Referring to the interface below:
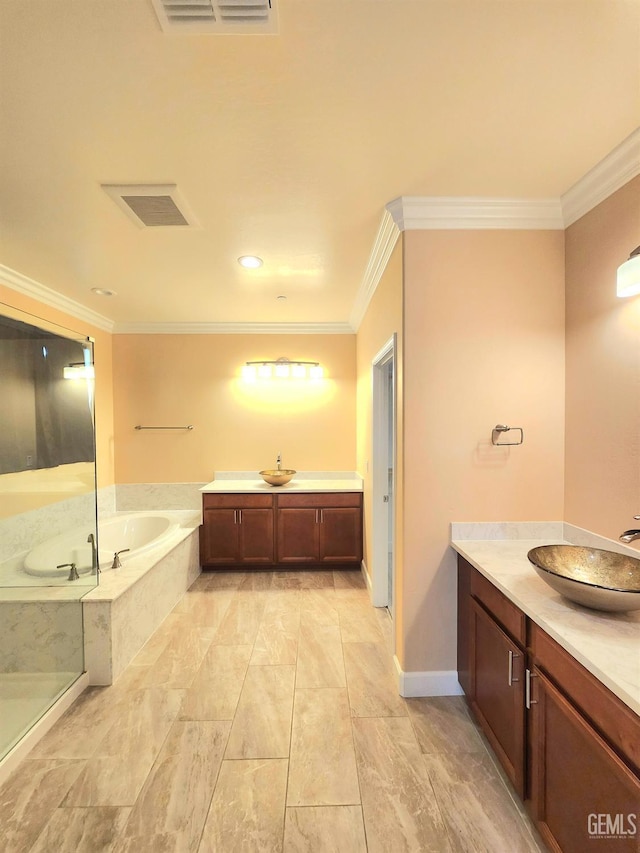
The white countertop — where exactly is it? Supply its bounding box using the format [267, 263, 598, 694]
[200, 471, 363, 494]
[451, 524, 640, 716]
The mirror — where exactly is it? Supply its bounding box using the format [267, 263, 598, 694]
[0, 307, 96, 523]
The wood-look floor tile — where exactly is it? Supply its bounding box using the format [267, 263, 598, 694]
[333, 569, 366, 590]
[424, 750, 547, 852]
[129, 613, 187, 666]
[0, 759, 85, 853]
[273, 570, 334, 589]
[295, 620, 346, 688]
[343, 641, 407, 717]
[287, 688, 360, 806]
[172, 589, 233, 628]
[239, 571, 274, 590]
[114, 832, 185, 852]
[352, 716, 452, 852]
[204, 571, 247, 589]
[123, 720, 230, 851]
[62, 688, 184, 806]
[283, 805, 367, 852]
[30, 685, 125, 760]
[30, 806, 131, 853]
[251, 607, 300, 665]
[337, 601, 384, 643]
[142, 625, 213, 689]
[211, 593, 266, 644]
[299, 589, 339, 626]
[406, 695, 485, 754]
[225, 665, 295, 759]
[179, 643, 252, 720]
[199, 759, 288, 853]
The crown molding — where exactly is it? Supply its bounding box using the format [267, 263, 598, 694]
[349, 208, 401, 332]
[561, 127, 640, 227]
[113, 321, 355, 335]
[386, 196, 564, 230]
[0, 264, 115, 332]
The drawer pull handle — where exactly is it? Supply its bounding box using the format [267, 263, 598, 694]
[525, 668, 538, 709]
[508, 649, 520, 686]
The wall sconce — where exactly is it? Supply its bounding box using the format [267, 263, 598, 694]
[617, 246, 640, 297]
[63, 362, 95, 379]
[242, 356, 323, 380]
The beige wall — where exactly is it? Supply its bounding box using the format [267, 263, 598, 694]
[565, 176, 640, 540]
[402, 230, 565, 672]
[112, 333, 356, 483]
[355, 238, 404, 634]
[0, 283, 115, 492]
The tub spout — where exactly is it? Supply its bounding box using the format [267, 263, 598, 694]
[57, 562, 79, 581]
[111, 549, 130, 568]
[87, 532, 99, 575]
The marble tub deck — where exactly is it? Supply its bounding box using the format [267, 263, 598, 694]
[0, 569, 546, 853]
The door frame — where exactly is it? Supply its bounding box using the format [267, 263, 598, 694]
[371, 334, 397, 616]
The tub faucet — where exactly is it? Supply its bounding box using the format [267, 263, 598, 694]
[111, 549, 130, 569]
[58, 562, 79, 581]
[620, 516, 640, 543]
[276, 453, 282, 471]
[87, 533, 98, 575]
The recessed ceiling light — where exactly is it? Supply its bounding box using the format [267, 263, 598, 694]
[276, 295, 287, 301]
[91, 287, 117, 296]
[238, 255, 263, 269]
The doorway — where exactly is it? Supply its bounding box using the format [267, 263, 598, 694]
[372, 335, 396, 621]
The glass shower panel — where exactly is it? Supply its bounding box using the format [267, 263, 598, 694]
[0, 305, 98, 762]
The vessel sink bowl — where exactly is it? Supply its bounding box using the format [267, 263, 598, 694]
[527, 544, 640, 612]
[259, 469, 296, 486]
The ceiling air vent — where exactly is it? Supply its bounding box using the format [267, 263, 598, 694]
[151, 0, 278, 34]
[101, 184, 199, 229]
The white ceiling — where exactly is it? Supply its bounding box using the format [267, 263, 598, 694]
[1, 0, 639, 330]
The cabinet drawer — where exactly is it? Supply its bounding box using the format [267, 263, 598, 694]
[203, 493, 274, 509]
[277, 492, 362, 508]
[470, 565, 526, 646]
[530, 623, 640, 773]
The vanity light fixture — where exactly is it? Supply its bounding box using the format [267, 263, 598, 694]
[242, 357, 323, 380]
[238, 255, 263, 269]
[616, 246, 640, 297]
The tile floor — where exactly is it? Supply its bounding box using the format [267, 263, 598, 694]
[0, 569, 547, 852]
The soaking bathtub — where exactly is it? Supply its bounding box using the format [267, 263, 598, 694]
[23, 512, 181, 577]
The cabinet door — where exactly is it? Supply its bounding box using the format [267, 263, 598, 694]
[201, 508, 239, 565]
[277, 507, 320, 562]
[457, 557, 472, 697]
[470, 599, 526, 797]
[237, 508, 274, 564]
[319, 507, 362, 563]
[529, 668, 640, 853]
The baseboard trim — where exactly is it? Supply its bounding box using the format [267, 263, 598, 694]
[393, 658, 464, 698]
[0, 672, 89, 787]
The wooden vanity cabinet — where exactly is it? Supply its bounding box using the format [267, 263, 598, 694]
[457, 555, 640, 853]
[276, 492, 363, 565]
[201, 494, 274, 566]
[466, 565, 527, 796]
[200, 491, 363, 569]
[528, 665, 640, 853]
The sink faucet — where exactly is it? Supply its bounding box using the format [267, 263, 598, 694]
[620, 516, 640, 543]
[276, 453, 282, 471]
